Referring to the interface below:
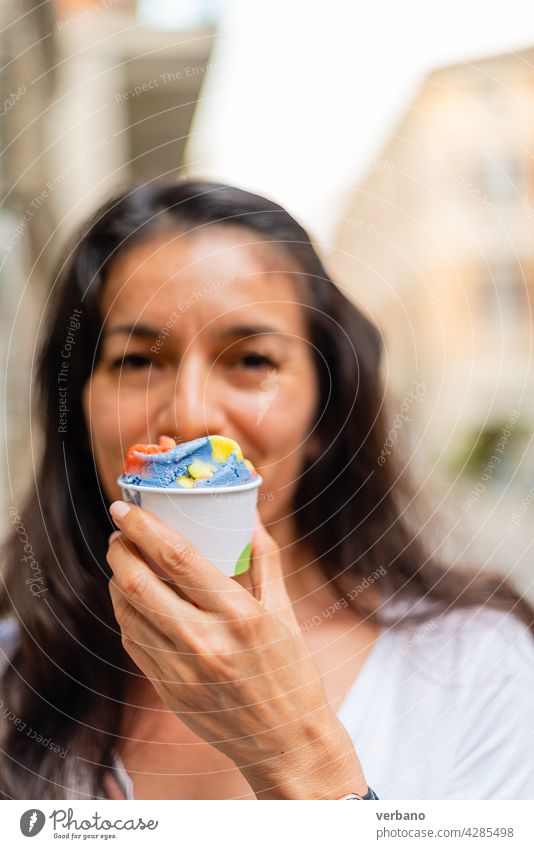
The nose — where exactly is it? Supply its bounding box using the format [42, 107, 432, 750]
[156, 351, 226, 443]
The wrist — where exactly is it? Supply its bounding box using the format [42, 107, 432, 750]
[238, 714, 367, 800]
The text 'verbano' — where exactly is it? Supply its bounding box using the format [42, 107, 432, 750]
[376, 811, 426, 820]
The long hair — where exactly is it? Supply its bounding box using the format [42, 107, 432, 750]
[1, 179, 532, 799]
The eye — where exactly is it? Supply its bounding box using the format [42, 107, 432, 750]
[237, 352, 275, 369]
[111, 353, 153, 370]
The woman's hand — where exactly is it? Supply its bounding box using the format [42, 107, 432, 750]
[106, 500, 367, 799]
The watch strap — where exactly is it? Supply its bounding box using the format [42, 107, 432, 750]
[340, 786, 379, 800]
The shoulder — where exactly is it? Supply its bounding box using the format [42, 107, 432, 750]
[384, 602, 534, 687]
[408, 605, 533, 686]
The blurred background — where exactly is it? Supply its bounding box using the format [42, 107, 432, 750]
[1, 0, 533, 599]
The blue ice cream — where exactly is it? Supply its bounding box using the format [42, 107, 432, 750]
[120, 434, 258, 489]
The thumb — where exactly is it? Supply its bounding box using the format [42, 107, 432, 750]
[245, 511, 301, 634]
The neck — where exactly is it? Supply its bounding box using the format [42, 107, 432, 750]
[266, 514, 344, 623]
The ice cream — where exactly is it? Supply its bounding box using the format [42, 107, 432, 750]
[120, 434, 258, 490]
[117, 435, 262, 577]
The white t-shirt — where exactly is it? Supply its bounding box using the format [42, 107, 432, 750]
[1, 604, 533, 800]
[336, 604, 534, 799]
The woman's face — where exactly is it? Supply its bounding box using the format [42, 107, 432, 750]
[82, 227, 320, 527]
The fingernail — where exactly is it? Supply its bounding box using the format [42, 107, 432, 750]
[109, 501, 131, 522]
[108, 530, 121, 545]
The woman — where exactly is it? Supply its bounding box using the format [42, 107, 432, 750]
[0, 180, 533, 800]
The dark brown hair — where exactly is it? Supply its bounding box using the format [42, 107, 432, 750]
[1, 179, 532, 799]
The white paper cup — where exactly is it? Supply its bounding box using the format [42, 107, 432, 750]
[117, 475, 263, 577]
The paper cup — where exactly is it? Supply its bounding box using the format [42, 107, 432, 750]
[117, 475, 263, 577]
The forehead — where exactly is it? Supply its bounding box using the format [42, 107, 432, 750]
[101, 227, 308, 336]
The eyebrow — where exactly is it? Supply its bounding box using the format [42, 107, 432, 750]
[104, 323, 291, 341]
[104, 324, 161, 339]
[214, 324, 289, 340]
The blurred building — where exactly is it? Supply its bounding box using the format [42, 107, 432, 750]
[0, 0, 57, 524]
[329, 49, 534, 597]
[330, 48, 534, 482]
[48, 0, 215, 243]
[0, 0, 216, 531]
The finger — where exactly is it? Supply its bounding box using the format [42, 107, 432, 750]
[108, 595, 161, 679]
[109, 581, 203, 695]
[108, 578, 176, 657]
[119, 636, 160, 680]
[107, 533, 206, 640]
[111, 531, 197, 607]
[109, 501, 246, 613]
